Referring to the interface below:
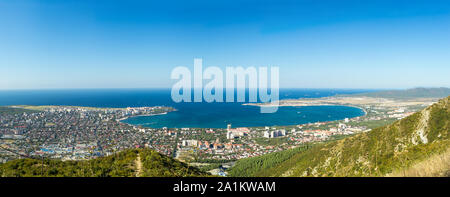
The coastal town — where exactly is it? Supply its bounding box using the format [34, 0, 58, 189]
[0, 106, 174, 162]
[0, 96, 436, 175]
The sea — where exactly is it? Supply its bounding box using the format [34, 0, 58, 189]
[0, 89, 372, 128]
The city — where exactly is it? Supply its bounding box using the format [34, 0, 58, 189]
[0, 96, 433, 175]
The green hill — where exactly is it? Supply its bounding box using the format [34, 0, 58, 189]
[341, 87, 450, 99]
[227, 144, 312, 177]
[0, 148, 209, 177]
[0, 106, 39, 115]
[229, 96, 450, 177]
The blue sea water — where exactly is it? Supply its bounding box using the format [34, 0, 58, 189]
[0, 89, 370, 128]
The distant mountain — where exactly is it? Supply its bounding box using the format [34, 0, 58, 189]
[341, 87, 450, 99]
[0, 149, 209, 177]
[229, 96, 450, 177]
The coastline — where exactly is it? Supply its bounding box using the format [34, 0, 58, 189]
[246, 102, 367, 116]
[117, 112, 169, 122]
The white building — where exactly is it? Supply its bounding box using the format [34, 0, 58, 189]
[264, 129, 287, 138]
[226, 131, 234, 139]
[263, 131, 271, 138]
[182, 140, 198, 147]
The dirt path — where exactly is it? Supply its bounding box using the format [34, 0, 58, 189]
[135, 153, 143, 177]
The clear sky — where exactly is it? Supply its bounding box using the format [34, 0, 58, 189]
[0, 0, 449, 89]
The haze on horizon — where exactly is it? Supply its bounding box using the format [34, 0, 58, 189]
[1, 0, 450, 90]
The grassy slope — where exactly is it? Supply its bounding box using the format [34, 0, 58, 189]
[228, 144, 311, 177]
[230, 96, 449, 177]
[0, 149, 209, 177]
[386, 148, 450, 177]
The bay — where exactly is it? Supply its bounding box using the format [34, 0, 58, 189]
[0, 88, 370, 128]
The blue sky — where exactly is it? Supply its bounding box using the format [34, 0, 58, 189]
[0, 0, 449, 89]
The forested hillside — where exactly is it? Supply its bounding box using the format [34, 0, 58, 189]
[228, 144, 311, 177]
[229, 96, 449, 177]
[0, 149, 209, 177]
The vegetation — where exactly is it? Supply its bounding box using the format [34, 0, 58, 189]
[0, 148, 209, 177]
[0, 106, 39, 115]
[198, 163, 222, 172]
[346, 118, 397, 129]
[230, 96, 450, 177]
[139, 149, 206, 177]
[254, 137, 289, 146]
[194, 158, 235, 163]
[228, 144, 312, 177]
[387, 148, 450, 177]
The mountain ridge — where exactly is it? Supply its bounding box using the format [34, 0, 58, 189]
[229, 96, 449, 177]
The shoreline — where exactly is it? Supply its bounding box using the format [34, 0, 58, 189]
[117, 112, 170, 122]
[244, 102, 367, 116]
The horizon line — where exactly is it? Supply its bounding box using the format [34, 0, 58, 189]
[0, 87, 448, 91]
